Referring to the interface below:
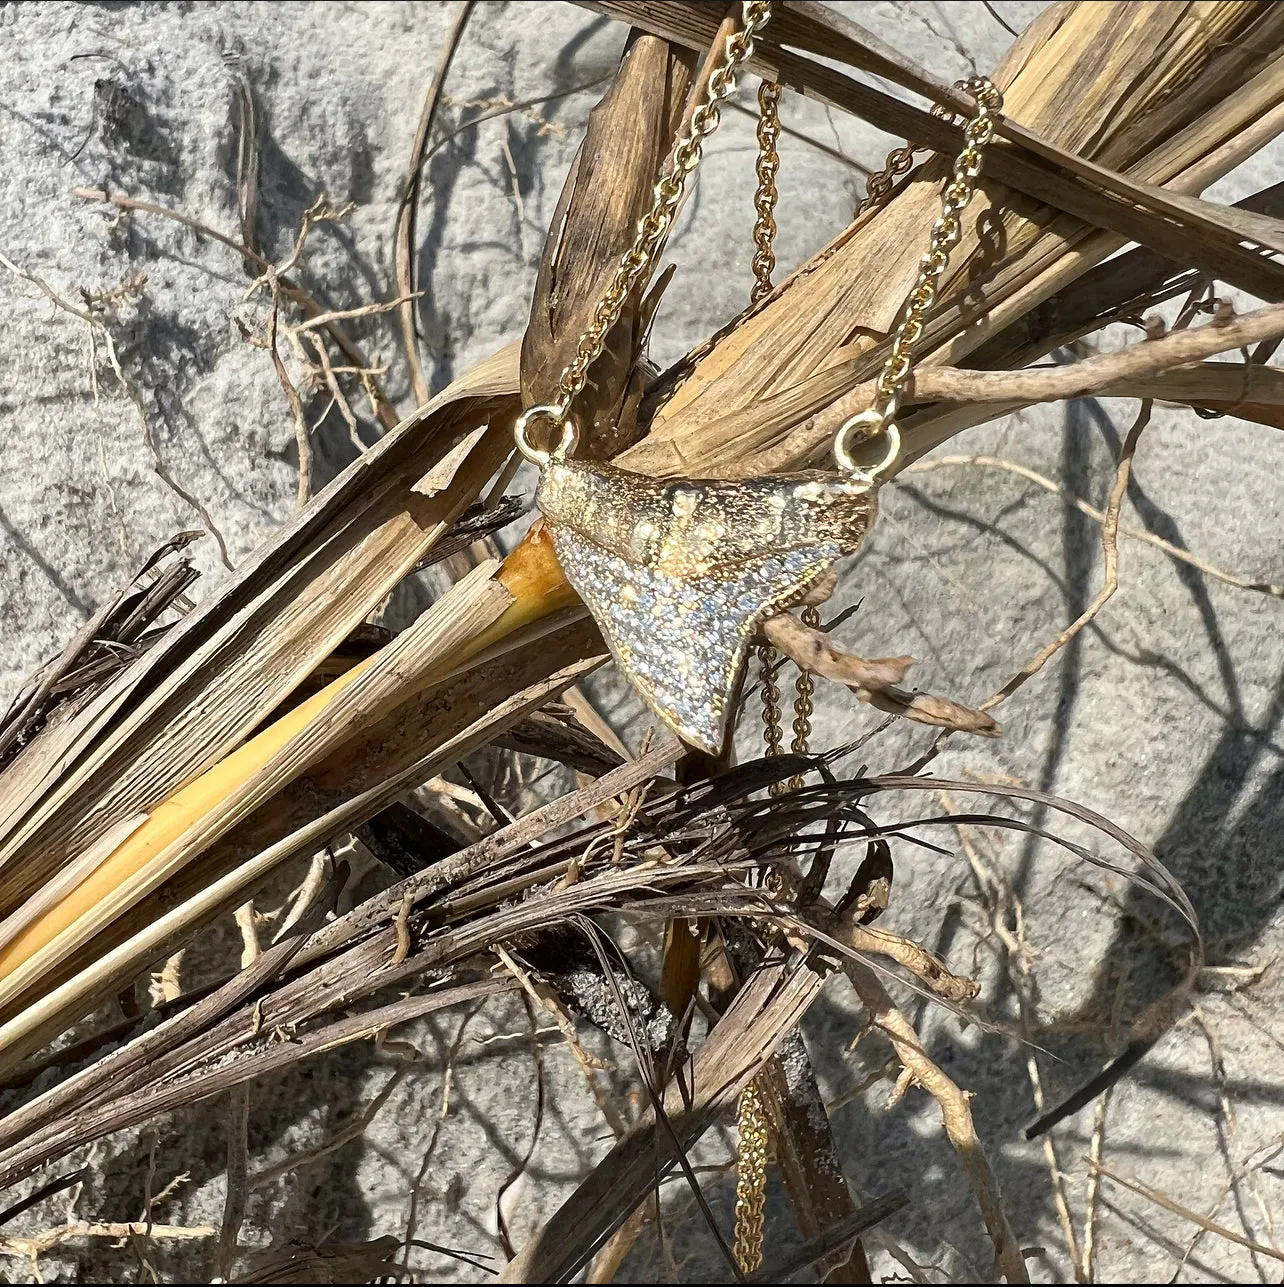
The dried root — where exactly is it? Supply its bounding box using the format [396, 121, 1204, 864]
[763, 610, 1000, 737]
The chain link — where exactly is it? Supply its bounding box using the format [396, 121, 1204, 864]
[515, 1, 774, 463]
[834, 76, 1003, 479]
[757, 642, 786, 759]
[785, 604, 819, 791]
[854, 96, 957, 220]
[751, 78, 781, 303]
[733, 1078, 771, 1271]
[855, 140, 920, 220]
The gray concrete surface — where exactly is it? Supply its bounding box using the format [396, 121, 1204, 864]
[2, 1, 1284, 1281]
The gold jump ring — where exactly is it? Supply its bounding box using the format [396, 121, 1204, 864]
[513, 403, 579, 467]
[833, 408, 902, 482]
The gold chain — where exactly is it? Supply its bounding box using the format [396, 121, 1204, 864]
[749, 75, 819, 800]
[738, 78, 1002, 1270]
[854, 94, 957, 220]
[749, 68, 795, 795]
[514, 1, 775, 464]
[733, 1078, 771, 1271]
[750, 78, 781, 304]
[833, 76, 1003, 477]
[735, 67, 787, 1281]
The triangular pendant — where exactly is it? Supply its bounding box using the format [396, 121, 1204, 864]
[537, 458, 875, 753]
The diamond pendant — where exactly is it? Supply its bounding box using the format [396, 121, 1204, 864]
[537, 458, 876, 754]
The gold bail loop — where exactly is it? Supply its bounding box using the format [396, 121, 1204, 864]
[833, 409, 902, 482]
[513, 403, 579, 468]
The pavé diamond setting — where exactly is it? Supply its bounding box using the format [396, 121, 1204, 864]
[537, 458, 875, 752]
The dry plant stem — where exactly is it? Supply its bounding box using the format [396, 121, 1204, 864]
[233, 900, 259, 969]
[905, 455, 1284, 600]
[493, 944, 610, 1072]
[0, 976, 520, 1191]
[762, 613, 999, 736]
[844, 958, 1029, 1285]
[0, 1222, 215, 1272]
[1090, 1161, 1284, 1265]
[397, 0, 475, 407]
[72, 186, 400, 431]
[837, 921, 978, 1003]
[1083, 1087, 1111, 1282]
[232, 74, 260, 263]
[979, 401, 1152, 715]
[590, 0, 1284, 289]
[586, 1204, 650, 1284]
[215, 1084, 250, 1281]
[268, 278, 311, 505]
[0, 533, 201, 766]
[788, 302, 1284, 469]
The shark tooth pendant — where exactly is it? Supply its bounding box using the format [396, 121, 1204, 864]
[537, 457, 875, 753]
[508, 8, 998, 758]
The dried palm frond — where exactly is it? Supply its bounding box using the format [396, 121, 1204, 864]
[0, 1, 1282, 1280]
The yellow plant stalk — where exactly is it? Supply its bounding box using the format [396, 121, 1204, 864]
[0, 528, 577, 987]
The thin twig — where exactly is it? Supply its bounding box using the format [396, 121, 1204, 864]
[72, 186, 401, 430]
[844, 958, 1030, 1284]
[265, 277, 313, 509]
[233, 900, 260, 970]
[835, 919, 980, 1001]
[0, 1221, 215, 1277]
[1083, 1085, 1111, 1282]
[903, 454, 1284, 600]
[979, 401, 1152, 714]
[292, 294, 420, 335]
[496, 993, 545, 1261]
[763, 610, 1000, 736]
[792, 303, 1284, 460]
[397, 0, 475, 407]
[982, 0, 1020, 37]
[1090, 1161, 1284, 1264]
[587, 1203, 649, 1284]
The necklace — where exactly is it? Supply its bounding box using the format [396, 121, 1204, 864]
[515, 0, 1001, 758]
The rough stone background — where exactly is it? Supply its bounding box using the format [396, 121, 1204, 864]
[2, 1, 1284, 1282]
